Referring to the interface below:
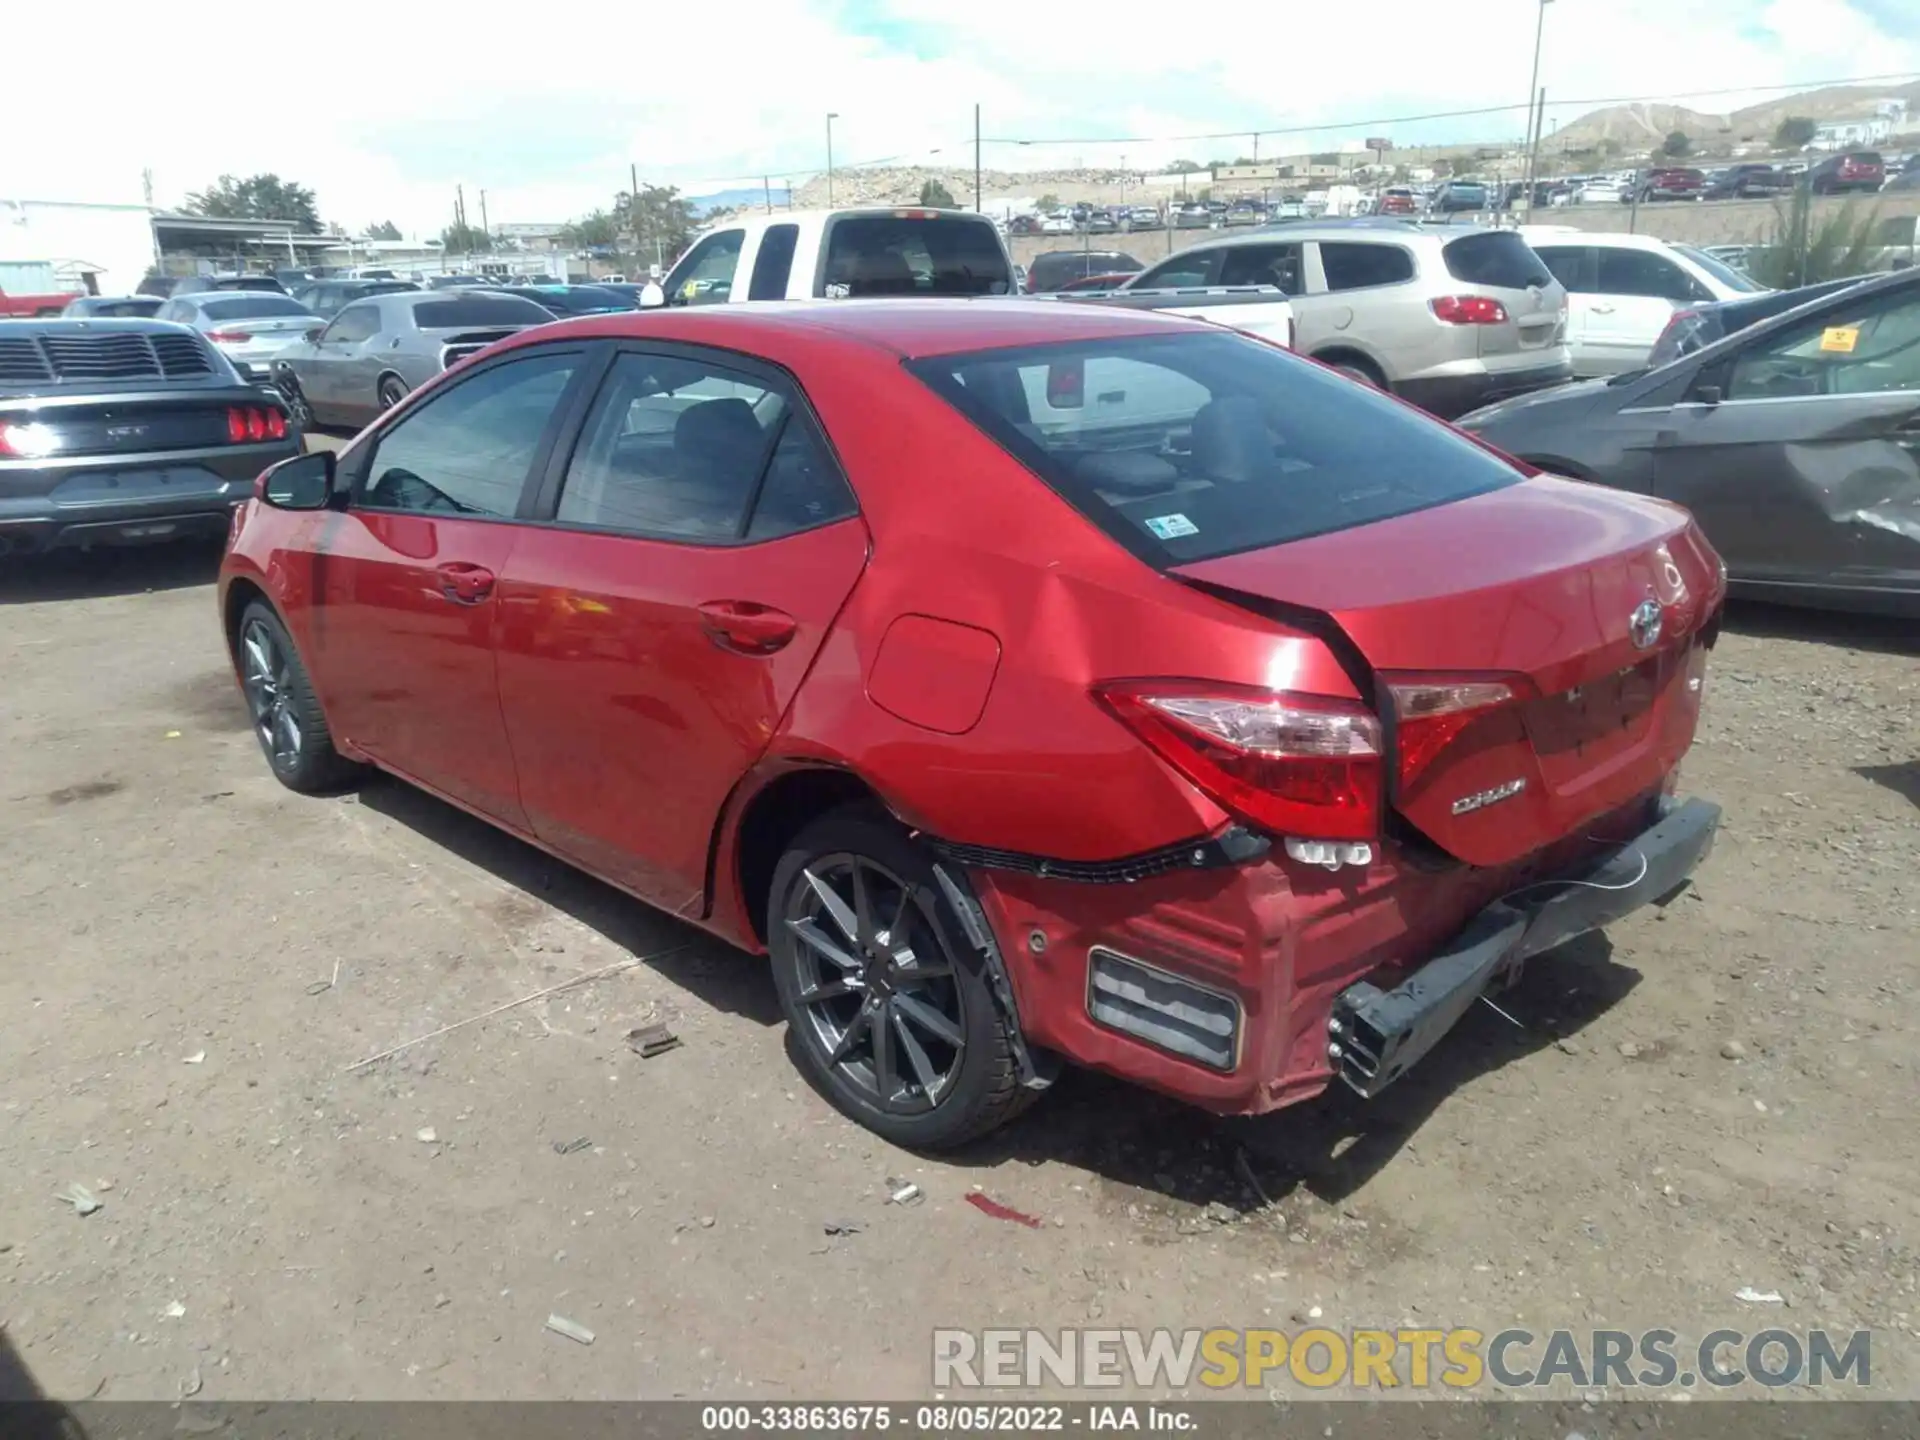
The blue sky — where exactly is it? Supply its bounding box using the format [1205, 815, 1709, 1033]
[3, 0, 1915, 234]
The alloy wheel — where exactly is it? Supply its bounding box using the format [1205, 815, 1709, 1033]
[783, 854, 968, 1114]
[239, 619, 302, 769]
[379, 378, 407, 410]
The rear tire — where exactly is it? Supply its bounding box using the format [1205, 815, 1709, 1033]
[234, 600, 361, 794]
[378, 375, 409, 410]
[1326, 357, 1385, 388]
[768, 809, 1033, 1150]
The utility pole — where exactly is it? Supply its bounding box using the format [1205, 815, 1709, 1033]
[764, 176, 772, 214]
[1519, 0, 1553, 218]
[826, 113, 839, 207]
[630, 162, 642, 264]
[479, 189, 490, 244]
[974, 103, 982, 213]
[1523, 88, 1547, 220]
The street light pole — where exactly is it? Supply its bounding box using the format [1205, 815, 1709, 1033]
[1520, 0, 1553, 218]
[826, 112, 839, 207]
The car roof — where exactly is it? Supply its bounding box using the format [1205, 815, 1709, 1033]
[1, 317, 193, 337]
[494, 297, 1202, 361]
[1519, 226, 1673, 251]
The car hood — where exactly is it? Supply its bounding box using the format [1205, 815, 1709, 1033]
[1455, 375, 1614, 432]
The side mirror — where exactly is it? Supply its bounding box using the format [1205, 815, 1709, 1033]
[258, 450, 335, 510]
[1693, 383, 1723, 407]
[304, 326, 324, 343]
[638, 281, 666, 310]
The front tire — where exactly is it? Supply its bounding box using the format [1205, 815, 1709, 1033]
[378, 375, 409, 410]
[234, 600, 361, 794]
[768, 810, 1032, 1150]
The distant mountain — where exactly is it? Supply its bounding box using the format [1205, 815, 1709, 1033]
[1553, 80, 1920, 155]
[686, 186, 789, 215]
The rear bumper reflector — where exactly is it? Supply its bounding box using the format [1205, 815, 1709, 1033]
[1331, 796, 1721, 1097]
[1086, 948, 1242, 1072]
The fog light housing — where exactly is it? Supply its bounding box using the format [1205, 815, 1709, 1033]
[1087, 948, 1240, 1072]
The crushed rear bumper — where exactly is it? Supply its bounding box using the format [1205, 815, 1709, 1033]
[1329, 796, 1720, 1096]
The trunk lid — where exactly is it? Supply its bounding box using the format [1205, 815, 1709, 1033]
[1173, 475, 1723, 866]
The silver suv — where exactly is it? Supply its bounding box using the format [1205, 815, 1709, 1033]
[1121, 220, 1572, 416]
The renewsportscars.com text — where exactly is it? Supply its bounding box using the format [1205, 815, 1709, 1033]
[932, 1327, 1872, 1391]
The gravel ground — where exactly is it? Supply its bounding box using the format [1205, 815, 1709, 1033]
[0, 542, 1914, 1402]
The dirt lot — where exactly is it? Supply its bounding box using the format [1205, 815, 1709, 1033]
[0, 542, 1915, 1402]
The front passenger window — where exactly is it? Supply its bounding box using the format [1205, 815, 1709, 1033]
[360, 352, 579, 516]
[666, 230, 744, 306]
[1728, 293, 1920, 400]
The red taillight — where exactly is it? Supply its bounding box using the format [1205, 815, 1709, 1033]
[227, 405, 287, 444]
[205, 330, 250, 343]
[1430, 296, 1509, 325]
[1097, 682, 1383, 840]
[1387, 678, 1524, 791]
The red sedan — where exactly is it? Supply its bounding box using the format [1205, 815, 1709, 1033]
[220, 300, 1726, 1149]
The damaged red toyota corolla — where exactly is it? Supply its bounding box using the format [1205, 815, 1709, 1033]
[219, 299, 1726, 1148]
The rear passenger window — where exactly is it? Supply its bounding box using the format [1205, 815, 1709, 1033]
[1218, 244, 1302, 294]
[1318, 242, 1414, 292]
[1533, 246, 1593, 293]
[747, 224, 800, 301]
[1136, 250, 1220, 289]
[1597, 249, 1700, 303]
[557, 352, 855, 542]
[361, 352, 579, 516]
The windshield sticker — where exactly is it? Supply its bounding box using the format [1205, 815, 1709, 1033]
[1143, 513, 1199, 540]
[1819, 325, 1860, 354]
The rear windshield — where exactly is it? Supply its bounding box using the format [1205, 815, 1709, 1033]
[822, 215, 1012, 297]
[414, 296, 555, 327]
[908, 332, 1520, 563]
[1029, 252, 1143, 289]
[1846, 151, 1883, 165]
[1443, 231, 1553, 290]
[1670, 244, 1764, 293]
[199, 295, 313, 320]
[77, 298, 162, 317]
[536, 285, 629, 314]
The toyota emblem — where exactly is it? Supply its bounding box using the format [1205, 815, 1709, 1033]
[1629, 598, 1663, 650]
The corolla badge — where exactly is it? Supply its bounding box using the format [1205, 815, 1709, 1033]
[1451, 777, 1527, 816]
[1629, 598, 1664, 650]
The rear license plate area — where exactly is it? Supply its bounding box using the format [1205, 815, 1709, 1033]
[1524, 655, 1664, 758]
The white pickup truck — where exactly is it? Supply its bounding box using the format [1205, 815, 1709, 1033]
[640, 208, 1018, 306]
[1045, 284, 1296, 349]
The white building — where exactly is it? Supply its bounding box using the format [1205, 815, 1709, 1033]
[0, 198, 157, 297]
[1811, 99, 1908, 151]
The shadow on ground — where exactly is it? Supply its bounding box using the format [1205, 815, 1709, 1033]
[0, 541, 222, 606]
[354, 776, 783, 1027]
[1854, 760, 1920, 808]
[957, 931, 1639, 1214]
[1723, 597, 1918, 657]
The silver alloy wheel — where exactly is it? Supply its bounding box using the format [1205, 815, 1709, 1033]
[378, 376, 407, 410]
[783, 854, 968, 1114]
[279, 378, 315, 430]
[239, 618, 302, 769]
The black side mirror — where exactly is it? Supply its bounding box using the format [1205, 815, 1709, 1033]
[259, 450, 335, 510]
[305, 325, 325, 343]
[1693, 383, 1723, 407]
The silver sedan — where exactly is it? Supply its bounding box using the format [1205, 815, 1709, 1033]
[156, 292, 320, 386]
[270, 290, 556, 430]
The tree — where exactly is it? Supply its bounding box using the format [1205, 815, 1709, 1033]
[1747, 191, 1884, 289]
[366, 220, 402, 241]
[1774, 116, 1818, 149]
[440, 221, 492, 254]
[1166, 160, 1204, 174]
[1662, 131, 1692, 158]
[184, 173, 321, 233]
[918, 178, 957, 208]
[612, 183, 698, 263]
[558, 210, 620, 249]
[1036, 193, 1062, 212]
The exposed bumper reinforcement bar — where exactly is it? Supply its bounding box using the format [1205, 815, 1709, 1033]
[1330, 797, 1721, 1097]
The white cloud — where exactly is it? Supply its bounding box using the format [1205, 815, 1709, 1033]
[1, 0, 1912, 235]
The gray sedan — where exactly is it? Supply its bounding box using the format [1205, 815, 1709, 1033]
[156, 292, 320, 386]
[270, 290, 556, 429]
[1456, 267, 1920, 618]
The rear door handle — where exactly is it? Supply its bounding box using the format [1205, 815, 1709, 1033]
[1590, 303, 1616, 314]
[435, 562, 495, 605]
[697, 600, 797, 655]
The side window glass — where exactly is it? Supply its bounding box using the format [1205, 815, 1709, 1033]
[1218, 245, 1302, 294]
[360, 352, 578, 516]
[746, 422, 858, 540]
[1136, 250, 1220, 289]
[1728, 294, 1920, 400]
[1318, 242, 1415, 292]
[1534, 247, 1591, 293]
[322, 306, 376, 344]
[747, 224, 800, 301]
[666, 230, 744, 306]
[556, 352, 780, 540]
[1598, 249, 1693, 302]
